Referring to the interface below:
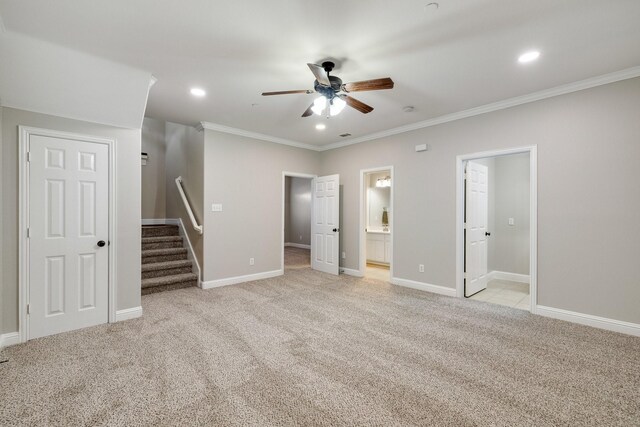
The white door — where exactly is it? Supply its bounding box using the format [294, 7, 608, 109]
[311, 174, 340, 275]
[465, 161, 489, 297]
[28, 134, 109, 339]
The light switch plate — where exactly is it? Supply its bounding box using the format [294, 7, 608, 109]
[211, 203, 223, 212]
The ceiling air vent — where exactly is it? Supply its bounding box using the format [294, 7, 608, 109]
[339, 133, 352, 138]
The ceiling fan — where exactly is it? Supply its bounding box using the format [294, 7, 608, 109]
[262, 61, 394, 117]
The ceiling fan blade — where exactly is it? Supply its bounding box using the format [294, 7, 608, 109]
[342, 77, 394, 92]
[262, 89, 314, 96]
[307, 63, 331, 86]
[301, 103, 314, 117]
[343, 95, 374, 114]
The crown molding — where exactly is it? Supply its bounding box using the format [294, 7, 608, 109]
[198, 121, 322, 151]
[321, 66, 640, 151]
[197, 66, 640, 153]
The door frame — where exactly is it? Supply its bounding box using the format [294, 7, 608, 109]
[281, 171, 316, 272]
[18, 126, 117, 343]
[359, 166, 394, 279]
[455, 146, 537, 313]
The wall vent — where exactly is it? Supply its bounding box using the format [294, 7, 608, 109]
[339, 133, 352, 137]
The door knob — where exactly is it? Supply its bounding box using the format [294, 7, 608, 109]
[333, 228, 340, 232]
[485, 232, 491, 237]
[97, 240, 106, 247]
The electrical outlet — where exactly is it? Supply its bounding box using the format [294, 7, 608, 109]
[249, 258, 255, 266]
[342, 251, 346, 259]
[299, 234, 302, 241]
[508, 217, 515, 226]
[419, 264, 425, 273]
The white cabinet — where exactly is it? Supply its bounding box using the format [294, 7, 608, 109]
[366, 232, 391, 264]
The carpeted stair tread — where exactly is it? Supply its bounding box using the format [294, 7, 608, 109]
[142, 247, 187, 257]
[142, 259, 193, 272]
[142, 236, 183, 243]
[142, 225, 180, 238]
[142, 272, 198, 289]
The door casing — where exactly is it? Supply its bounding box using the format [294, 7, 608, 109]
[455, 146, 537, 312]
[18, 126, 117, 343]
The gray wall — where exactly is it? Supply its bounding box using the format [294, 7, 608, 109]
[1, 107, 142, 334]
[141, 117, 166, 219]
[491, 153, 530, 275]
[284, 176, 312, 245]
[203, 130, 319, 281]
[319, 77, 640, 324]
[164, 121, 205, 270]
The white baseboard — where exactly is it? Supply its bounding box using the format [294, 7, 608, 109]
[536, 305, 640, 337]
[488, 270, 530, 284]
[141, 218, 179, 225]
[391, 277, 457, 297]
[0, 332, 20, 348]
[284, 242, 311, 249]
[341, 268, 364, 277]
[202, 269, 283, 289]
[115, 306, 143, 322]
[177, 218, 202, 287]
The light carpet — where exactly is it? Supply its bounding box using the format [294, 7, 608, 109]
[1, 247, 639, 426]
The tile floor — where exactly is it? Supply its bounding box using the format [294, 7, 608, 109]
[365, 264, 390, 282]
[468, 279, 530, 310]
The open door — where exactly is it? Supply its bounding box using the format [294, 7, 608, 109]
[311, 174, 340, 275]
[465, 161, 489, 297]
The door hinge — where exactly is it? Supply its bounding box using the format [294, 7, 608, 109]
[26, 304, 30, 315]
[26, 152, 31, 162]
[27, 228, 30, 238]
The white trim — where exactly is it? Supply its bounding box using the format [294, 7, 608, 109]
[195, 67, 640, 152]
[141, 218, 179, 225]
[391, 277, 457, 297]
[115, 306, 143, 322]
[199, 121, 321, 152]
[202, 269, 283, 290]
[359, 166, 394, 280]
[488, 270, 531, 284]
[19, 126, 117, 343]
[0, 332, 20, 349]
[284, 242, 311, 249]
[176, 218, 202, 287]
[281, 171, 316, 272]
[341, 268, 364, 277]
[456, 146, 538, 314]
[320, 66, 640, 151]
[536, 306, 640, 337]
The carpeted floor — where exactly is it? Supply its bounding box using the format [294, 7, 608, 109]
[1, 247, 639, 426]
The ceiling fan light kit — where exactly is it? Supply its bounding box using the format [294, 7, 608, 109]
[262, 60, 394, 118]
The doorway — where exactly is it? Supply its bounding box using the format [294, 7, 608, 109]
[456, 147, 537, 312]
[360, 167, 394, 282]
[19, 127, 116, 342]
[283, 174, 313, 269]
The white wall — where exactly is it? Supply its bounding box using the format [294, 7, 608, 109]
[320, 77, 640, 325]
[1, 107, 142, 334]
[203, 129, 319, 281]
[141, 117, 166, 219]
[284, 176, 312, 246]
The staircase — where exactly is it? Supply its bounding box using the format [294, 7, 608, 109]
[141, 225, 198, 295]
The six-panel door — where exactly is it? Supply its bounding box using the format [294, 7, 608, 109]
[28, 134, 109, 339]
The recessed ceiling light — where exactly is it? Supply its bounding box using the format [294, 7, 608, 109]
[315, 123, 326, 131]
[190, 88, 206, 97]
[518, 50, 540, 64]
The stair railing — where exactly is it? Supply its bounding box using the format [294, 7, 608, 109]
[175, 176, 203, 235]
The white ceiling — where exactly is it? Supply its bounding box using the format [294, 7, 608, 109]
[1, 0, 640, 146]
